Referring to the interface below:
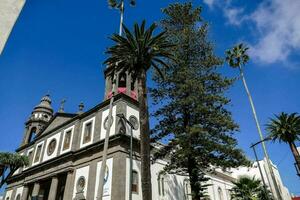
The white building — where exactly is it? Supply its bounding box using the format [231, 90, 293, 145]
[227, 158, 291, 200]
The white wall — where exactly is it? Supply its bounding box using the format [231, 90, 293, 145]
[4, 190, 12, 200]
[231, 159, 291, 200]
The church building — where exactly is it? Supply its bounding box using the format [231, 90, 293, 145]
[3, 67, 291, 200]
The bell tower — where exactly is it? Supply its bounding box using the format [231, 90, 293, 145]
[104, 66, 138, 100]
[21, 94, 54, 146]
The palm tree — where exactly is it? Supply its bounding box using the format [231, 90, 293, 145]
[266, 112, 300, 175]
[0, 152, 28, 188]
[105, 20, 173, 200]
[225, 43, 282, 200]
[97, 1, 137, 199]
[230, 176, 273, 200]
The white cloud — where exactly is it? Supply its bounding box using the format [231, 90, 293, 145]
[203, 0, 216, 9]
[204, 0, 300, 65]
[202, 0, 246, 25]
[249, 0, 300, 64]
[223, 6, 245, 26]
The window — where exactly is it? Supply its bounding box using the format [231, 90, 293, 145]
[184, 179, 191, 199]
[218, 187, 224, 200]
[158, 173, 165, 197]
[132, 171, 139, 193]
[118, 73, 126, 88]
[63, 130, 72, 151]
[161, 177, 165, 196]
[129, 115, 139, 130]
[34, 144, 42, 163]
[47, 139, 57, 156]
[104, 116, 113, 130]
[24, 149, 34, 168]
[28, 127, 37, 143]
[83, 122, 92, 144]
[15, 194, 21, 200]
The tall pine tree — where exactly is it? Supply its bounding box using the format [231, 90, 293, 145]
[151, 3, 249, 199]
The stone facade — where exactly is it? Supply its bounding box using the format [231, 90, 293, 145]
[4, 92, 143, 200]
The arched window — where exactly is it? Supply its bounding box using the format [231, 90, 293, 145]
[118, 73, 126, 88]
[28, 127, 37, 143]
[183, 179, 191, 200]
[218, 187, 224, 200]
[132, 170, 139, 193]
[157, 173, 166, 197]
[161, 177, 165, 196]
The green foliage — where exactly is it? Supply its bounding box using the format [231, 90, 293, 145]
[230, 176, 273, 200]
[104, 20, 173, 79]
[104, 20, 173, 200]
[0, 152, 28, 188]
[266, 112, 300, 144]
[226, 43, 249, 68]
[151, 2, 249, 199]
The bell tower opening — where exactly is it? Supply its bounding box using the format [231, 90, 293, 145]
[28, 127, 37, 143]
[118, 72, 127, 88]
[104, 67, 138, 100]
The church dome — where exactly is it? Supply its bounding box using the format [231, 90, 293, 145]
[33, 94, 54, 116]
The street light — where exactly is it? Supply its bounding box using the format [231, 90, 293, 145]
[250, 136, 275, 199]
[117, 113, 134, 200]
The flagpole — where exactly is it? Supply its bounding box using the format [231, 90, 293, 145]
[97, 1, 124, 199]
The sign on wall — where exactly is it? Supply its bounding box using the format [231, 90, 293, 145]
[95, 158, 114, 200]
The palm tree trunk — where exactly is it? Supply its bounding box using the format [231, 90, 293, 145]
[138, 69, 152, 200]
[289, 142, 300, 171]
[238, 65, 282, 200]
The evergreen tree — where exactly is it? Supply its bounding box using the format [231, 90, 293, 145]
[151, 3, 249, 199]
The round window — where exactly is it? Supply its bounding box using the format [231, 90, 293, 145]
[76, 176, 86, 192]
[47, 139, 57, 156]
[104, 116, 114, 130]
[129, 115, 139, 130]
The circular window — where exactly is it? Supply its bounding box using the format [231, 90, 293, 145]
[76, 176, 86, 192]
[47, 139, 57, 156]
[129, 115, 139, 130]
[104, 116, 114, 130]
[15, 194, 21, 200]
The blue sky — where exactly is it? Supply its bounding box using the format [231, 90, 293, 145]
[1, 0, 300, 195]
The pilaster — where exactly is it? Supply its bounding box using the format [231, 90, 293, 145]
[48, 176, 59, 200]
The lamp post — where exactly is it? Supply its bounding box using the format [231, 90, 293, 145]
[250, 136, 275, 199]
[117, 113, 134, 200]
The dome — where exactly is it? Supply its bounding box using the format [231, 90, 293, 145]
[33, 94, 53, 114]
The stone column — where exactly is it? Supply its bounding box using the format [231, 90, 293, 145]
[48, 176, 59, 200]
[21, 185, 29, 200]
[31, 182, 40, 200]
[63, 170, 75, 200]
